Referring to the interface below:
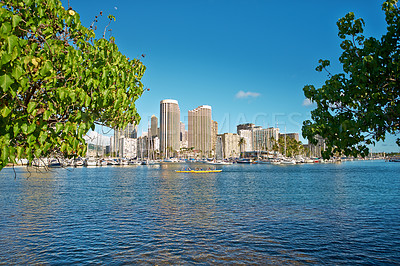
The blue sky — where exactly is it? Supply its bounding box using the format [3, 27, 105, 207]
[63, 0, 398, 152]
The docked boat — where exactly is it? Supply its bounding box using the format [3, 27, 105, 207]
[207, 160, 233, 165]
[270, 159, 281, 165]
[48, 159, 62, 168]
[280, 158, 297, 165]
[237, 158, 252, 164]
[129, 160, 141, 165]
[85, 158, 97, 166]
[74, 158, 84, 167]
[254, 160, 271, 164]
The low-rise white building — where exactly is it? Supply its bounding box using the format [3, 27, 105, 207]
[119, 137, 137, 158]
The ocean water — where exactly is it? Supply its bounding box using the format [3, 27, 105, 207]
[0, 160, 399, 264]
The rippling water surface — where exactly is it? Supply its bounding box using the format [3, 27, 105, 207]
[1, 160, 399, 264]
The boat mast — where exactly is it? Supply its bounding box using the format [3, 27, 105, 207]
[284, 125, 287, 158]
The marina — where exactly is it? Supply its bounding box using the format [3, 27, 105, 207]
[1, 160, 399, 264]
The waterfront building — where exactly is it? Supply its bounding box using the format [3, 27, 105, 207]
[308, 135, 326, 158]
[237, 123, 256, 132]
[160, 99, 181, 158]
[188, 105, 212, 157]
[236, 123, 280, 153]
[215, 135, 223, 160]
[151, 115, 158, 137]
[219, 133, 240, 159]
[238, 129, 253, 152]
[252, 127, 280, 152]
[111, 123, 137, 157]
[137, 136, 147, 159]
[211, 120, 218, 155]
[119, 137, 137, 158]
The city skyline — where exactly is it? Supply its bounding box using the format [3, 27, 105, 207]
[64, 0, 399, 152]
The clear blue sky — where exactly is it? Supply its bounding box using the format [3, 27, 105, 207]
[63, 0, 398, 153]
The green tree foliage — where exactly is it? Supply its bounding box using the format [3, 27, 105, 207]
[302, 0, 399, 158]
[0, 0, 146, 169]
[277, 136, 304, 158]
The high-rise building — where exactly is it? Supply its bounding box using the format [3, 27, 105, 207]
[151, 115, 158, 137]
[180, 122, 188, 148]
[188, 105, 212, 157]
[160, 99, 180, 157]
[211, 120, 218, 154]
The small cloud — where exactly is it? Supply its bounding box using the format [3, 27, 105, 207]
[235, 90, 261, 99]
[303, 98, 314, 107]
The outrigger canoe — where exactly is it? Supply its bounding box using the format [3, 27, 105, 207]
[175, 169, 222, 173]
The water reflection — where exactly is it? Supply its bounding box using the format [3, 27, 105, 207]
[0, 161, 399, 264]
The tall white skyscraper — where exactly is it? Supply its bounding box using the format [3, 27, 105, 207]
[160, 99, 180, 157]
[188, 105, 212, 157]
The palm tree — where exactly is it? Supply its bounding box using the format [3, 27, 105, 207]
[238, 137, 246, 158]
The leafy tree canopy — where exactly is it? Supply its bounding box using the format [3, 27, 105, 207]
[276, 136, 304, 158]
[302, 0, 399, 158]
[0, 0, 146, 169]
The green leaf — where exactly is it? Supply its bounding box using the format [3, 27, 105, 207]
[12, 15, 22, 28]
[43, 110, 51, 120]
[7, 35, 19, 54]
[59, 90, 65, 101]
[0, 74, 14, 91]
[34, 147, 43, 158]
[12, 65, 23, 80]
[16, 146, 24, 159]
[43, 142, 52, 153]
[1, 146, 9, 163]
[0, 22, 11, 36]
[27, 101, 36, 114]
[21, 123, 28, 134]
[39, 60, 53, 77]
[8, 146, 16, 164]
[39, 132, 47, 144]
[23, 0, 33, 5]
[1, 53, 12, 66]
[85, 95, 91, 106]
[1, 106, 11, 117]
[55, 123, 63, 133]
[13, 124, 20, 136]
[27, 134, 35, 145]
[27, 123, 36, 134]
